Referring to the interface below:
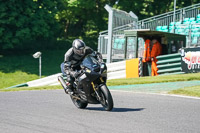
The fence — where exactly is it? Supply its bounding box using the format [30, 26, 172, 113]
[98, 3, 200, 62]
[103, 4, 138, 63]
[138, 3, 200, 30]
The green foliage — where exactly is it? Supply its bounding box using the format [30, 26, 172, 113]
[1, 0, 199, 51]
[0, 0, 62, 50]
[114, 0, 200, 19]
[56, 0, 116, 49]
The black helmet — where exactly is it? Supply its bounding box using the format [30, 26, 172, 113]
[72, 39, 86, 56]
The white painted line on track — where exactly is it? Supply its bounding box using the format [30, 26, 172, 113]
[110, 89, 200, 100]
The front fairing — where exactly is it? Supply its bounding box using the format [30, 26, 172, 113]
[80, 55, 107, 82]
[85, 69, 100, 82]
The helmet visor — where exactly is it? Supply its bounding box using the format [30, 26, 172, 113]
[74, 48, 85, 56]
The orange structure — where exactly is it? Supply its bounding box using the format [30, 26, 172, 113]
[126, 58, 139, 78]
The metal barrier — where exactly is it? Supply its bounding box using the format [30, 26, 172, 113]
[99, 3, 200, 36]
[157, 53, 184, 75]
[138, 3, 200, 30]
[24, 61, 127, 87]
[103, 5, 138, 63]
[98, 3, 200, 61]
[106, 61, 126, 79]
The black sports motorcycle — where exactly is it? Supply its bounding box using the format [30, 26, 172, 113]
[58, 55, 113, 111]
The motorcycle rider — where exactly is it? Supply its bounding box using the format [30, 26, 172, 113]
[61, 39, 100, 94]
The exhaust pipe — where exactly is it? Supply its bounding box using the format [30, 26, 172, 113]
[58, 76, 67, 90]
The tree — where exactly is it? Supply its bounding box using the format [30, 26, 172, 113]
[114, 0, 200, 19]
[0, 0, 62, 50]
[56, 0, 117, 49]
[1, 0, 199, 51]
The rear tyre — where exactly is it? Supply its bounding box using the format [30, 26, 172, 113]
[70, 95, 88, 109]
[99, 85, 113, 111]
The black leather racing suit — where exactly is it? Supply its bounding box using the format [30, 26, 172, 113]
[63, 46, 93, 89]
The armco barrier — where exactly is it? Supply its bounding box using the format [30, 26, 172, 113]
[5, 83, 28, 89]
[26, 59, 139, 87]
[27, 73, 62, 87]
[6, 58, 139, 88]
[8, 55, 185, 88]
[26, 61, 127, 87]
[157, 53, 185, 75]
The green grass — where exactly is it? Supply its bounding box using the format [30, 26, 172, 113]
[1, 50, 200, 98]
[0, 71, 38, 89]
[0, 50, 66, 89]
[1, 72, 200, 98]
[0, 50, 66, 76]
[0, 85, 62, 92]
[169, 86, 200, 97]
[107, 73, 200, 86]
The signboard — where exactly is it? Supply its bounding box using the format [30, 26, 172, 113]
[181, 47, 200, 73]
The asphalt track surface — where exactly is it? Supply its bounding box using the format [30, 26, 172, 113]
[0, 90, 200, 133]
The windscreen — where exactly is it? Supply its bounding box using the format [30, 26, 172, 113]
[81, 55, 98, 69]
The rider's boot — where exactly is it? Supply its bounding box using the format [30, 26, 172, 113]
[59, 75, 74, 95]
[65, 82, 74, 95]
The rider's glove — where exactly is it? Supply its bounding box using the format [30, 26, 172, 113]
[64, 62, 71, 75]
[64, 62, 71, 69]
[96, 51, 103, 62]
[71, 71, 81, 78]
[92, 51, 103, 62]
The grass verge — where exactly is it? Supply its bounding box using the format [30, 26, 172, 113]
[0, 50, 65, 89]
[2, 72, 200, 90]
[0, 71, 39, 89]
[107, 73, 200, 86]
[168, 86, 200, 97]
[0, 85, 62, 92]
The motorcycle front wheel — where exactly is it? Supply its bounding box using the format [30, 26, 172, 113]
[70, 95, 88, 109]
[99, 85, 114, 111]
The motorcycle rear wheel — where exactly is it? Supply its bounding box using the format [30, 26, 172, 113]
[70, 95, 88, 109]
[99, 85, 113, 111]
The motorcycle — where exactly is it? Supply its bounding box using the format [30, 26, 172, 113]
[58, 54, 114, 111]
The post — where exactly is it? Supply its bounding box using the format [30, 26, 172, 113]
[39, 56, 41, 78]
[105, 4, 113, 63]
[33, 51, 42, 78]
[173, 0, 177, 33]
[124, 37, 128, 59]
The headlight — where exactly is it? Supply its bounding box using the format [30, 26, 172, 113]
[86, 68, 91, 73]
[101, 64, 105, 69]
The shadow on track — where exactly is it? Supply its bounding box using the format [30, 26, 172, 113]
[86, 107, 145, 112]
[112, 107, 145, 112]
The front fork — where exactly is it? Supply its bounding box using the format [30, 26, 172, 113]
[91, 77, 104, 101]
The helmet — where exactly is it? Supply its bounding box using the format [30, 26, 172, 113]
[72, 39, 86, 56]
[152, 39, 157, 44]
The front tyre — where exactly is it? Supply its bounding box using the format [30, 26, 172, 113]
[70, 95, 88, 109]
[99, 85, 114, 111]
